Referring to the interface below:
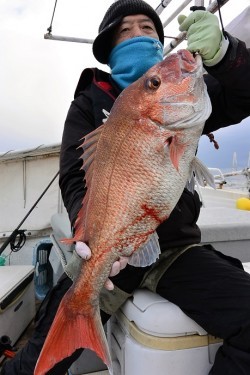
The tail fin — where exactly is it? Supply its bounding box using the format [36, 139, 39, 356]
[34, 298, 113, 375]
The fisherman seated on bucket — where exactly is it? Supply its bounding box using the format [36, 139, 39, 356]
[2, 1, 250, 374]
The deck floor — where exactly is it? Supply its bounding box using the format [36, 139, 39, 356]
[0, 299, 40, 370]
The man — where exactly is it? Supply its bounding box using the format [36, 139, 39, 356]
[2, 1, 250, 374]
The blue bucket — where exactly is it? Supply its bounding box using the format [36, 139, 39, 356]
[33, 239, 53, 300]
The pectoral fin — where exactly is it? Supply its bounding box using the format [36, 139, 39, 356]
[165, 136, 186, 171]
[128, 231, 161, 267]
[191, 157, 215, 188]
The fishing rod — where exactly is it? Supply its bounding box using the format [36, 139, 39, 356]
[0, 171, 59, 256]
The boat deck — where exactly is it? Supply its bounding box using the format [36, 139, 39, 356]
[0, 187, 249, 374]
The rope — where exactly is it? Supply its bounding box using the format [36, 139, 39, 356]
[217, 0, 227, 39]
[206, 133, 219, 150]
[47, 0, 58, 34]
[10, 230, 26, 252]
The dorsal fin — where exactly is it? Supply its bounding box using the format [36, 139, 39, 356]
[79, 125, 104, 174]
[70, 125, 105, 243]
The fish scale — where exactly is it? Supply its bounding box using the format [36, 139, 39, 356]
[34, 49, 212, 375]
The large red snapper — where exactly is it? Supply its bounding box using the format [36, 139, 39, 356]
[34, 49, 212, 375]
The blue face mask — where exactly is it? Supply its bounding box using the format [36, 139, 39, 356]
[108, 36, 163, 90]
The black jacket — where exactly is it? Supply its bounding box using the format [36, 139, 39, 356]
[60, 35, 250, 251]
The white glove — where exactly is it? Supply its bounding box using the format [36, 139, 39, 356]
[75, 241, 129, 290]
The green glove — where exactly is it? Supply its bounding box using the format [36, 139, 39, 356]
[178, 11, 229, 67]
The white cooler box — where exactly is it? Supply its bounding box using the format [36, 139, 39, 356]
[0, 265, 36, 345]
[107, 289, 222, 375]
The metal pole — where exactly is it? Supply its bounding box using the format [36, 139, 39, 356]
[194, 0, 205, 6]
[162, 0, 193, 28]
[155, 0, 173, 15]
[44, 33, 94, 44]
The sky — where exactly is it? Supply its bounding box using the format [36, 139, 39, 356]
[0, 0, 250, 169]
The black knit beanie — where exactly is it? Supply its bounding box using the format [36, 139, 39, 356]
[92, 0, 164, 64]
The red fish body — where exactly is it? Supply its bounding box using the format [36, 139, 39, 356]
[34, 50, 212, 375]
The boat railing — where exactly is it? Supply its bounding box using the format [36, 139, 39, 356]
[208, 168, 227, 189]
[207, 167, 250, 195]
[43, 0, 230, 58]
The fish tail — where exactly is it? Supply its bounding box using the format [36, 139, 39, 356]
[34, 299, 113, 375]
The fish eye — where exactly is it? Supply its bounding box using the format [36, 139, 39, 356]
[145, 76, 161, 90]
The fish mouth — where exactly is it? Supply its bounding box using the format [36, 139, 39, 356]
[159, 96, 196, 104]
[158, 53, 204, 109]
[193, 54, 203, 76]
[177, 49, 203, 76]
[194, 53, 202, 65]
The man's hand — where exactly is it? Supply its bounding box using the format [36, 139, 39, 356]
[75, 242, 129, 290]
[178, 11, 229, 66]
